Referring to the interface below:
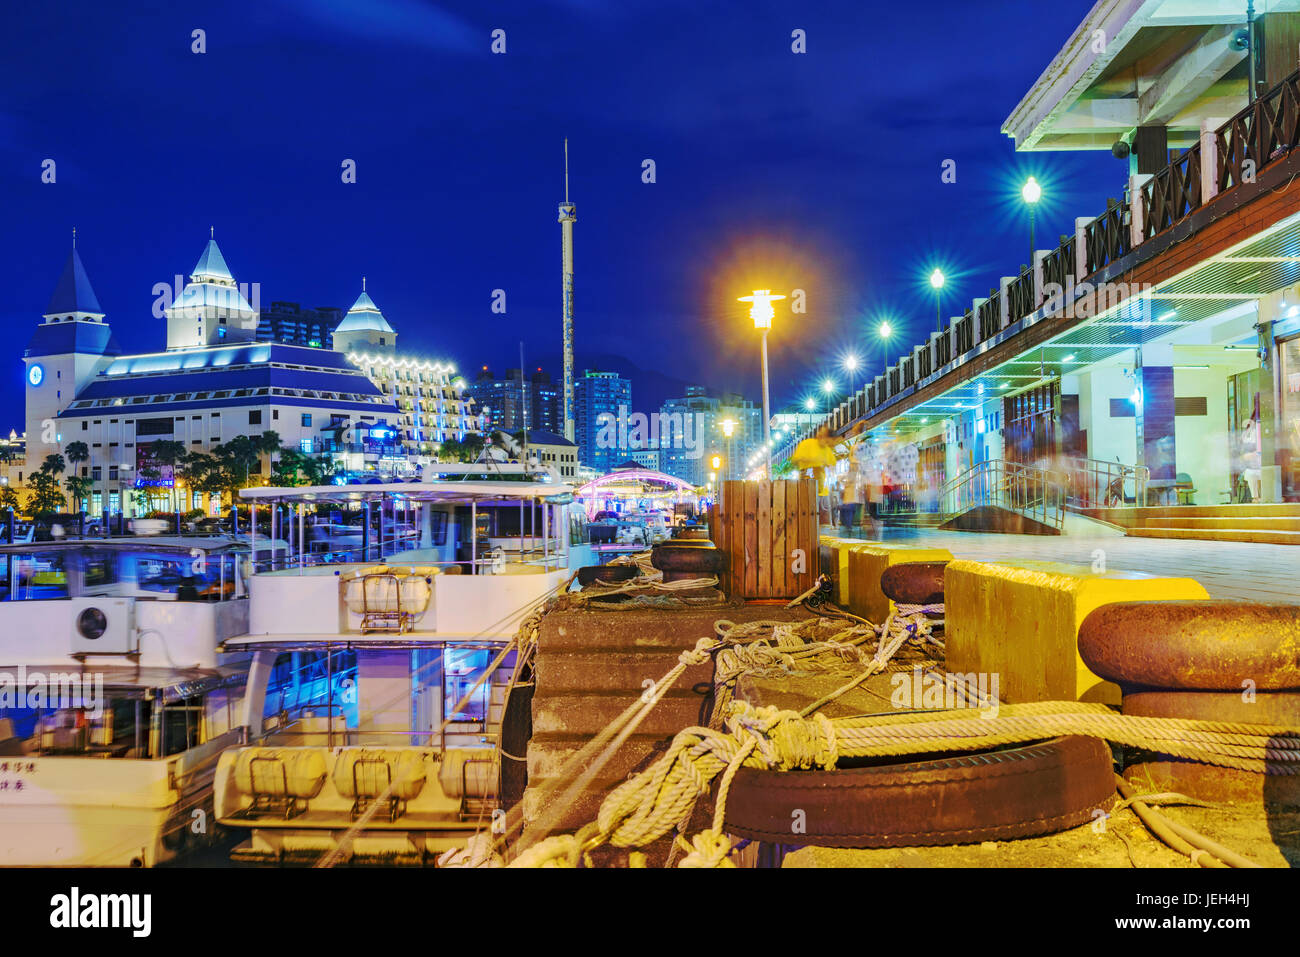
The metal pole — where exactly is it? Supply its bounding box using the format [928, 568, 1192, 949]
[760, 329, 772, 477]
[1029, 207, 1036, 268]
[470, 500, 478, 575]
[249, 501, 256, 573]
[298, 502, 305, 574]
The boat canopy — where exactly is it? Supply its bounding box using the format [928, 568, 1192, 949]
[238, 480, 576, 505]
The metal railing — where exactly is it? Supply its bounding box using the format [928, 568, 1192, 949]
[939, 459, 1066, 531]
[1058, 457, 1148, 509]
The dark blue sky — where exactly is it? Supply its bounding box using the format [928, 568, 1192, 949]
[3, 0, 1125, 422]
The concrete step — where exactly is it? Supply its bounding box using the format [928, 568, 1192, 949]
[527, 732, 674, 784]
[1128, 527, 1300, 545]
[534, 651, 714, 694]
[531, 691, 710, 738]
[1147, 516, 1300, 531]
[1081, 504, 1300, 529]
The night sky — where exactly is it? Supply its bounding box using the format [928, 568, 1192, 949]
[3, 0, 1124, 425]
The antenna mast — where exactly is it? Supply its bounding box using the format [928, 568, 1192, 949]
[559, 139, 577, 443]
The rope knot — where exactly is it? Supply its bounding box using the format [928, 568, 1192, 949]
[723, 702, 838, 771]
[676, 829, 736, 868]
[679, 636, 715, 667]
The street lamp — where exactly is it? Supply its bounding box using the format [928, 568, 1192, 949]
[720, 418, 736, 483]
[843, 353, 860, 397]
[1022, 176, 1042, 265]
[821, 377, 835, 415]
[739, 289, 786, 479]
[929, 269, 945, 333]
[803, 395, 816, 434]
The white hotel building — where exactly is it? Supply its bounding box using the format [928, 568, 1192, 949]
[22, 238, 485, 515]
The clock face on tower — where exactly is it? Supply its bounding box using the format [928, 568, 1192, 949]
[28, 364, 44, 387]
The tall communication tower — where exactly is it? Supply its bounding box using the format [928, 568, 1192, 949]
[559, 140, 577, 442]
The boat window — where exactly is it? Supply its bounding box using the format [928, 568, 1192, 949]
[81, 550, 121, 592]
[5, 551, 70, 601]
[445, 647, 493, 723]
[262, 650, 358, 728]
[0, 694, 147, 759]
[162, 694, 203, 756]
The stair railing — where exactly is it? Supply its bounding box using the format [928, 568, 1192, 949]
[1059, 458, 1149, 508]
[939, 459, 1067, 530]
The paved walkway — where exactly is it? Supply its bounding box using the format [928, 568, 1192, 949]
[838, 526, 1299, 604]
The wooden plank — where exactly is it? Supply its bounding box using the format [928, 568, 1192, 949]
[797, 479, 814, 592]
[771, 481, 787, 598]
[743, 481, 759, 597]
[727, 482, 745, 597]
[757, 480, 772, 597]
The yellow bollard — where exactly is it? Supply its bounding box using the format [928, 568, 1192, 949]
[944, 559, 1210, 705]
[846, 543, 954, 623]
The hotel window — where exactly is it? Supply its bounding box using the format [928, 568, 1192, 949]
[302, 413, 312, 427]
[109, 466, 119, 481]
[249, 410, 262, 425]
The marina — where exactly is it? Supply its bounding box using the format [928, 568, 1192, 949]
[6, 0, 1300, 940]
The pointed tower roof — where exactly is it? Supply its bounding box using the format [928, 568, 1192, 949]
[335, 286, 396, 334]
[44, 247, 104, 318]
[190, 238, 234, 282]
[169, 236, 253, 316]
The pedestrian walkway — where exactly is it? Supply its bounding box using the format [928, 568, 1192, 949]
[839, 526, 1299, 604]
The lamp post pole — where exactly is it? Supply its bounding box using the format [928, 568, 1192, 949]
[760, 329, 771, 477]
[739, 290, 785, 480]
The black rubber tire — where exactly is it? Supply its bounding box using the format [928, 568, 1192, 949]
[498, 682, 533, 813]
[715, 735, 1115, 848]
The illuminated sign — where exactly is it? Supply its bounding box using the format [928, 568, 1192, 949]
[134, 442, 175, 488]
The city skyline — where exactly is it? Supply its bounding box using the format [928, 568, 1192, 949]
[4, 0, 1124, 431]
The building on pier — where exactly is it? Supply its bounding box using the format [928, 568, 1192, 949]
[779, 1, 1300, 541]
[22, 239, 485, 517]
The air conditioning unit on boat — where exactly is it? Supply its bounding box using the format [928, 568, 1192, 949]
[69, 598, 137, 656]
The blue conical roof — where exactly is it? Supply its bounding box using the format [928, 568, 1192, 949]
[191, 239, 234, 281]
[335, 288, 395, 334]
[44, 248, 103, 316]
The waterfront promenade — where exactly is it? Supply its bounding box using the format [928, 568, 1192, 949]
[846, 526, 1300, 605]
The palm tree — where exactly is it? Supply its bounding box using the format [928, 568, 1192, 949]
[64, 441, 90, 511]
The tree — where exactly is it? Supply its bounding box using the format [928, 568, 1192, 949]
[26, 458, 66, 515]
[64, 474, 93, 514]
[0, 485, 19, 511]
[436, 433, 486, 463]
[63, 441, 91, 511]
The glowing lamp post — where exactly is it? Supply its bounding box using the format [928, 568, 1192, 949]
[843, 354, 860, 398]
[803, 395, 816, 433]
[929, 269, 945, 333]
[720, 418, 736, 482]
[821, 377, 835, 415]
[739, 289, 786, 478]
[1022, 177, 1042, 266]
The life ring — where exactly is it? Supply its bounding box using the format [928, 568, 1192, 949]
[714, 735, 1115, 848]
[1079, 601, 1300, 691]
